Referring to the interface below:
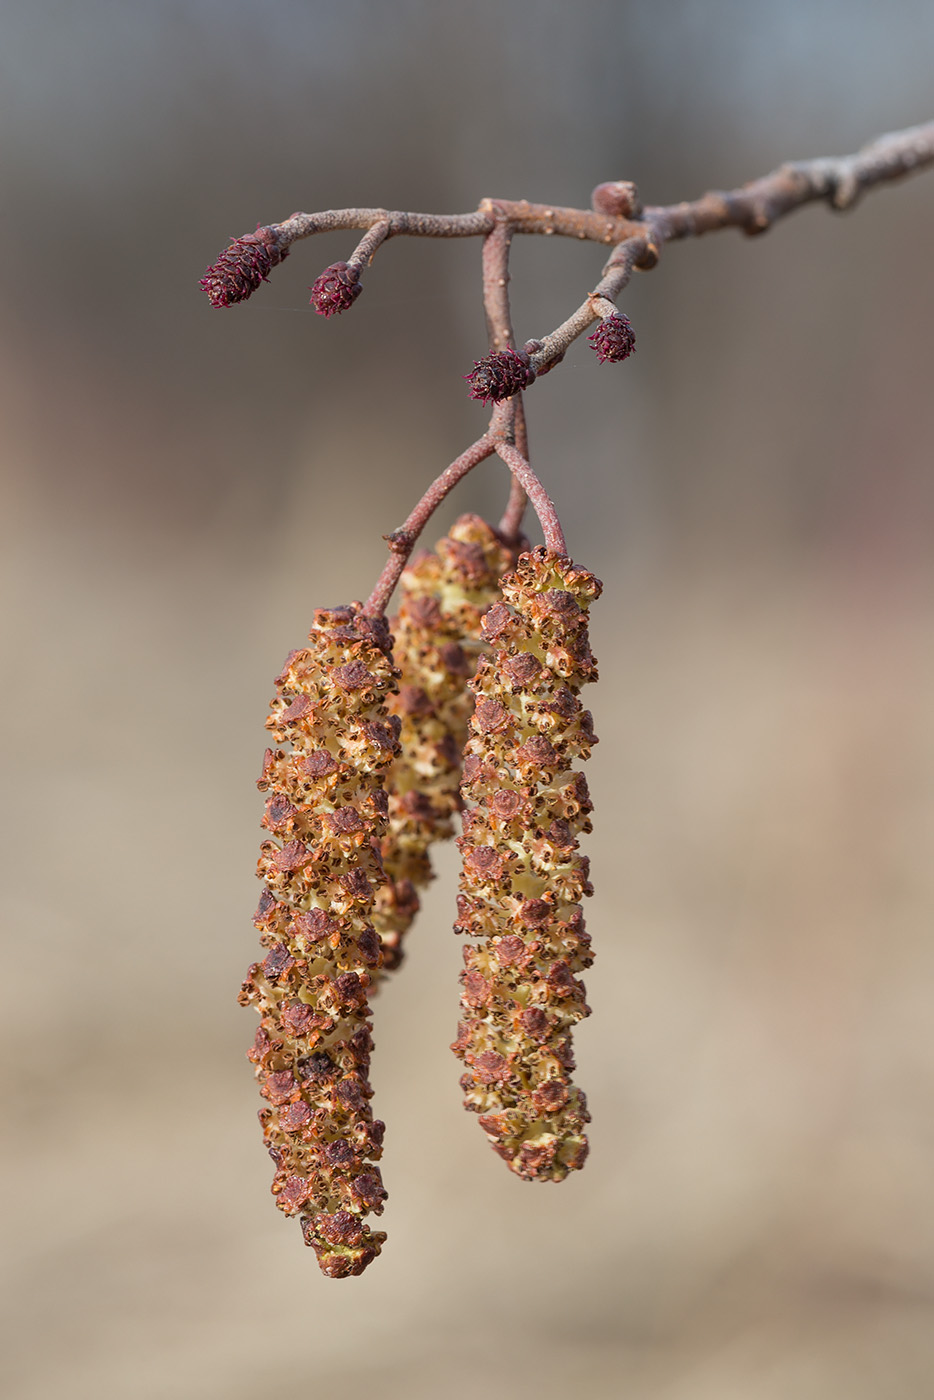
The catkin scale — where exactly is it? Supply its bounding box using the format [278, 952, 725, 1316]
[372, 515, 512, 975]
[239, 604, 400, 1277]
[452, 548, 601, 1181]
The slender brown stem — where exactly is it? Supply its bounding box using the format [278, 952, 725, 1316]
[364, 216, 539, 616]
[643, 120, 934, 242]
[206, 122, 934, 605]
[480, 214, 516, 354]
[274, 207, 495, 248]
[212, 123, 934, 385]
[492, 440, 567, 556]
[529, 233, 649, 374]
[498, 397, 529, 545]
[524, 123, 934, 371]
[348, 220, 391, 270]
[479, 212, 529, 545]
[261, 121, 934, 265]
[363, 434, 496, 616]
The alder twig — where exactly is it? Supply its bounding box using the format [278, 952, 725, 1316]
[497, 401, 529, 546]
[347, 220, 392, 272]
[527, 120, 934, 373]
[201, 121, 934, 607]
[480, 208, 529, 544]
[250, 121, 932, 255]
[364, 434, 495, 616]
[361, 410, 565, 615]
[492, 437, 567, 556]
[276, 208, 495, 244]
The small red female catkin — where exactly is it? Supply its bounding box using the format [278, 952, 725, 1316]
[199, 228, 289, 307]
[239, 604, 400, 1278]
[588, 312, 636, 363]
[464, 348, 536, 404]
[452, 549, 601, 1181]
[309, 261, 362, 317]
[372, 515, 513, 975]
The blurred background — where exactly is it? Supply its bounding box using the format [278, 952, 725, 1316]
[2, 2, 934, 1396]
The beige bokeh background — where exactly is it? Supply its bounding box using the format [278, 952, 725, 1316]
[2, 3, 934, 1396]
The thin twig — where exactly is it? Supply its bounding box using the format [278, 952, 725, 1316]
[363, 434, 496, 616]
[527, 122, 934, 371]
[274, 208, 495, 248]
[480, 209, 529, 545]
[499, 397, 529, 545]
[205, 121, 934, 607]
[234, 122, 933, 383]
[263, 123, 934, 262]
[645, 120, 934, 242]
[492, 439, 567, 556]
[528, 234, 649, 374]
[347, 220, 392, 271]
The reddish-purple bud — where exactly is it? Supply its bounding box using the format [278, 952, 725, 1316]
[591, 181, 642, 218]
[309, 262, 362, 317]
[199, 228, 288, 307]
[464, 348, 536, 404]
[588, 313, 636, 364]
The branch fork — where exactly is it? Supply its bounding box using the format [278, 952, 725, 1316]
[200, 121, 934, 601]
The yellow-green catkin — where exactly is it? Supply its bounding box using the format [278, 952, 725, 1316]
[373, 515, 512, 975]
[240, 604, 400, 1277]
[452, 549, 601, 1181]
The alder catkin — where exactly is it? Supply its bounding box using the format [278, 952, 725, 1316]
[239, 604, 400, 1277]
[452, 548, 601, 1181]
[372, 515, 512, 975]
[308, 261, 362, 316]
[199, 227, 289, 306]
[464, 347, 536, 404]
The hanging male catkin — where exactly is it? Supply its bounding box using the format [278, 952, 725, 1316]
[240, 604, 400, 1277]
[373, 515, 513, 975]
[452, 548, 601, 1181]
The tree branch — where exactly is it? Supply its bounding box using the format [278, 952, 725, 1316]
[526, 120, 934, 373]
[491, 434, 567, 556]
[479, 207, 529, 545]
[363, 434, 496, 616]
[201, 121, 934, 612]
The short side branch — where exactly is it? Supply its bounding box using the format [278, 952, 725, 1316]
[364, 435, 496, 616]
[526, 121, 934, 373]
[480, 210, 530, 544]
[274, 207, 495, 249]
[492, 439, 567, 556]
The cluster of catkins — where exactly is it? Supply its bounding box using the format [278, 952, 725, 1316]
[240, 514, 601, 1277]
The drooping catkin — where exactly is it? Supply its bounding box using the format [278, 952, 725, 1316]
[452, 548, 601, 1181]
[239, 604, 400, 1278]
[373, 515, 513, 975]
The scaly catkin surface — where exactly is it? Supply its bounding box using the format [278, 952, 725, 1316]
[373, 515, 512, 975]
[239, 604, 400, 1277]
[452, 548, 601, 1181]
